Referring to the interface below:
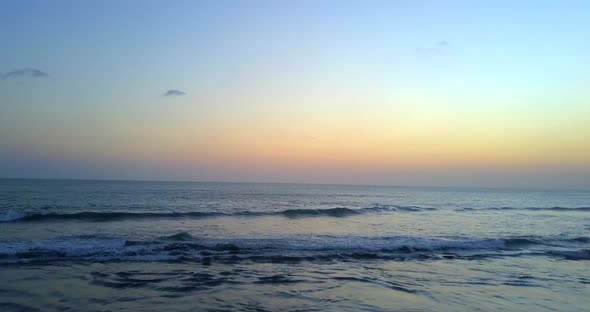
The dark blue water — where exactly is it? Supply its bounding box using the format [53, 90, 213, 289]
[1, 179, 589, 311]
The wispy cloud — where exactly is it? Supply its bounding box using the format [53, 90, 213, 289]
[163, 89, 186, 97]
[415, 40, 449, 55]
[2, 68, 49, 80]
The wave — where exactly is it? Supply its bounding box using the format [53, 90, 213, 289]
[547, 249, 590, 260]
[0, 234, 588, 265]
[0, 205, 435, 222]
[7, 211, 227, 222]
[0, 209, 27, 222]
[2, 205, 588, 223]
[456, 206, 590, 212]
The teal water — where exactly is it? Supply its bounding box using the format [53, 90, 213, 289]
[1, 179, 589, 311]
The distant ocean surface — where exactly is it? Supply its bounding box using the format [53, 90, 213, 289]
[1, 179, 589, 311]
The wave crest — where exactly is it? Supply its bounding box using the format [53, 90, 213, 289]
[1, 233, 588, 265]
[3, 205, 589, 223]
[0, 205, 434, 222]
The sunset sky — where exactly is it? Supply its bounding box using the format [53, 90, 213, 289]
[1, 0, 589, 189]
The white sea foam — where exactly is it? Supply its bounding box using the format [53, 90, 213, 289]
[0, 209, 26, 222]
[1, 233, 583, 265]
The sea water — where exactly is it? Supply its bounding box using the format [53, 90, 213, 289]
[0, 179, 589, 311]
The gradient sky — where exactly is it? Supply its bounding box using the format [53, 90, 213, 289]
[1, 0, 589, 189]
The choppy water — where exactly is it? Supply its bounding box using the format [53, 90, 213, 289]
[1, 179, 589, 311]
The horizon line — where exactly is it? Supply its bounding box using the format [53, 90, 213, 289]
[0, 176, 587, 193]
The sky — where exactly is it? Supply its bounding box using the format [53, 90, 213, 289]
[1, 0, 589, 189]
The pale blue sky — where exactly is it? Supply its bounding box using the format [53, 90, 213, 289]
[1, 1, 589, 188]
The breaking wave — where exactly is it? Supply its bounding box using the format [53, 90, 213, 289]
[0, 233, 588, 265]
[2, 205, 589, 223]
[0, 205, 435, 222]
[456, 206, 590, 212]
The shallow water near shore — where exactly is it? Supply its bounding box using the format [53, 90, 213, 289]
[1, 179, 589, 311]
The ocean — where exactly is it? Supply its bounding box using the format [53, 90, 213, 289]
[0, 179, 589, 311]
